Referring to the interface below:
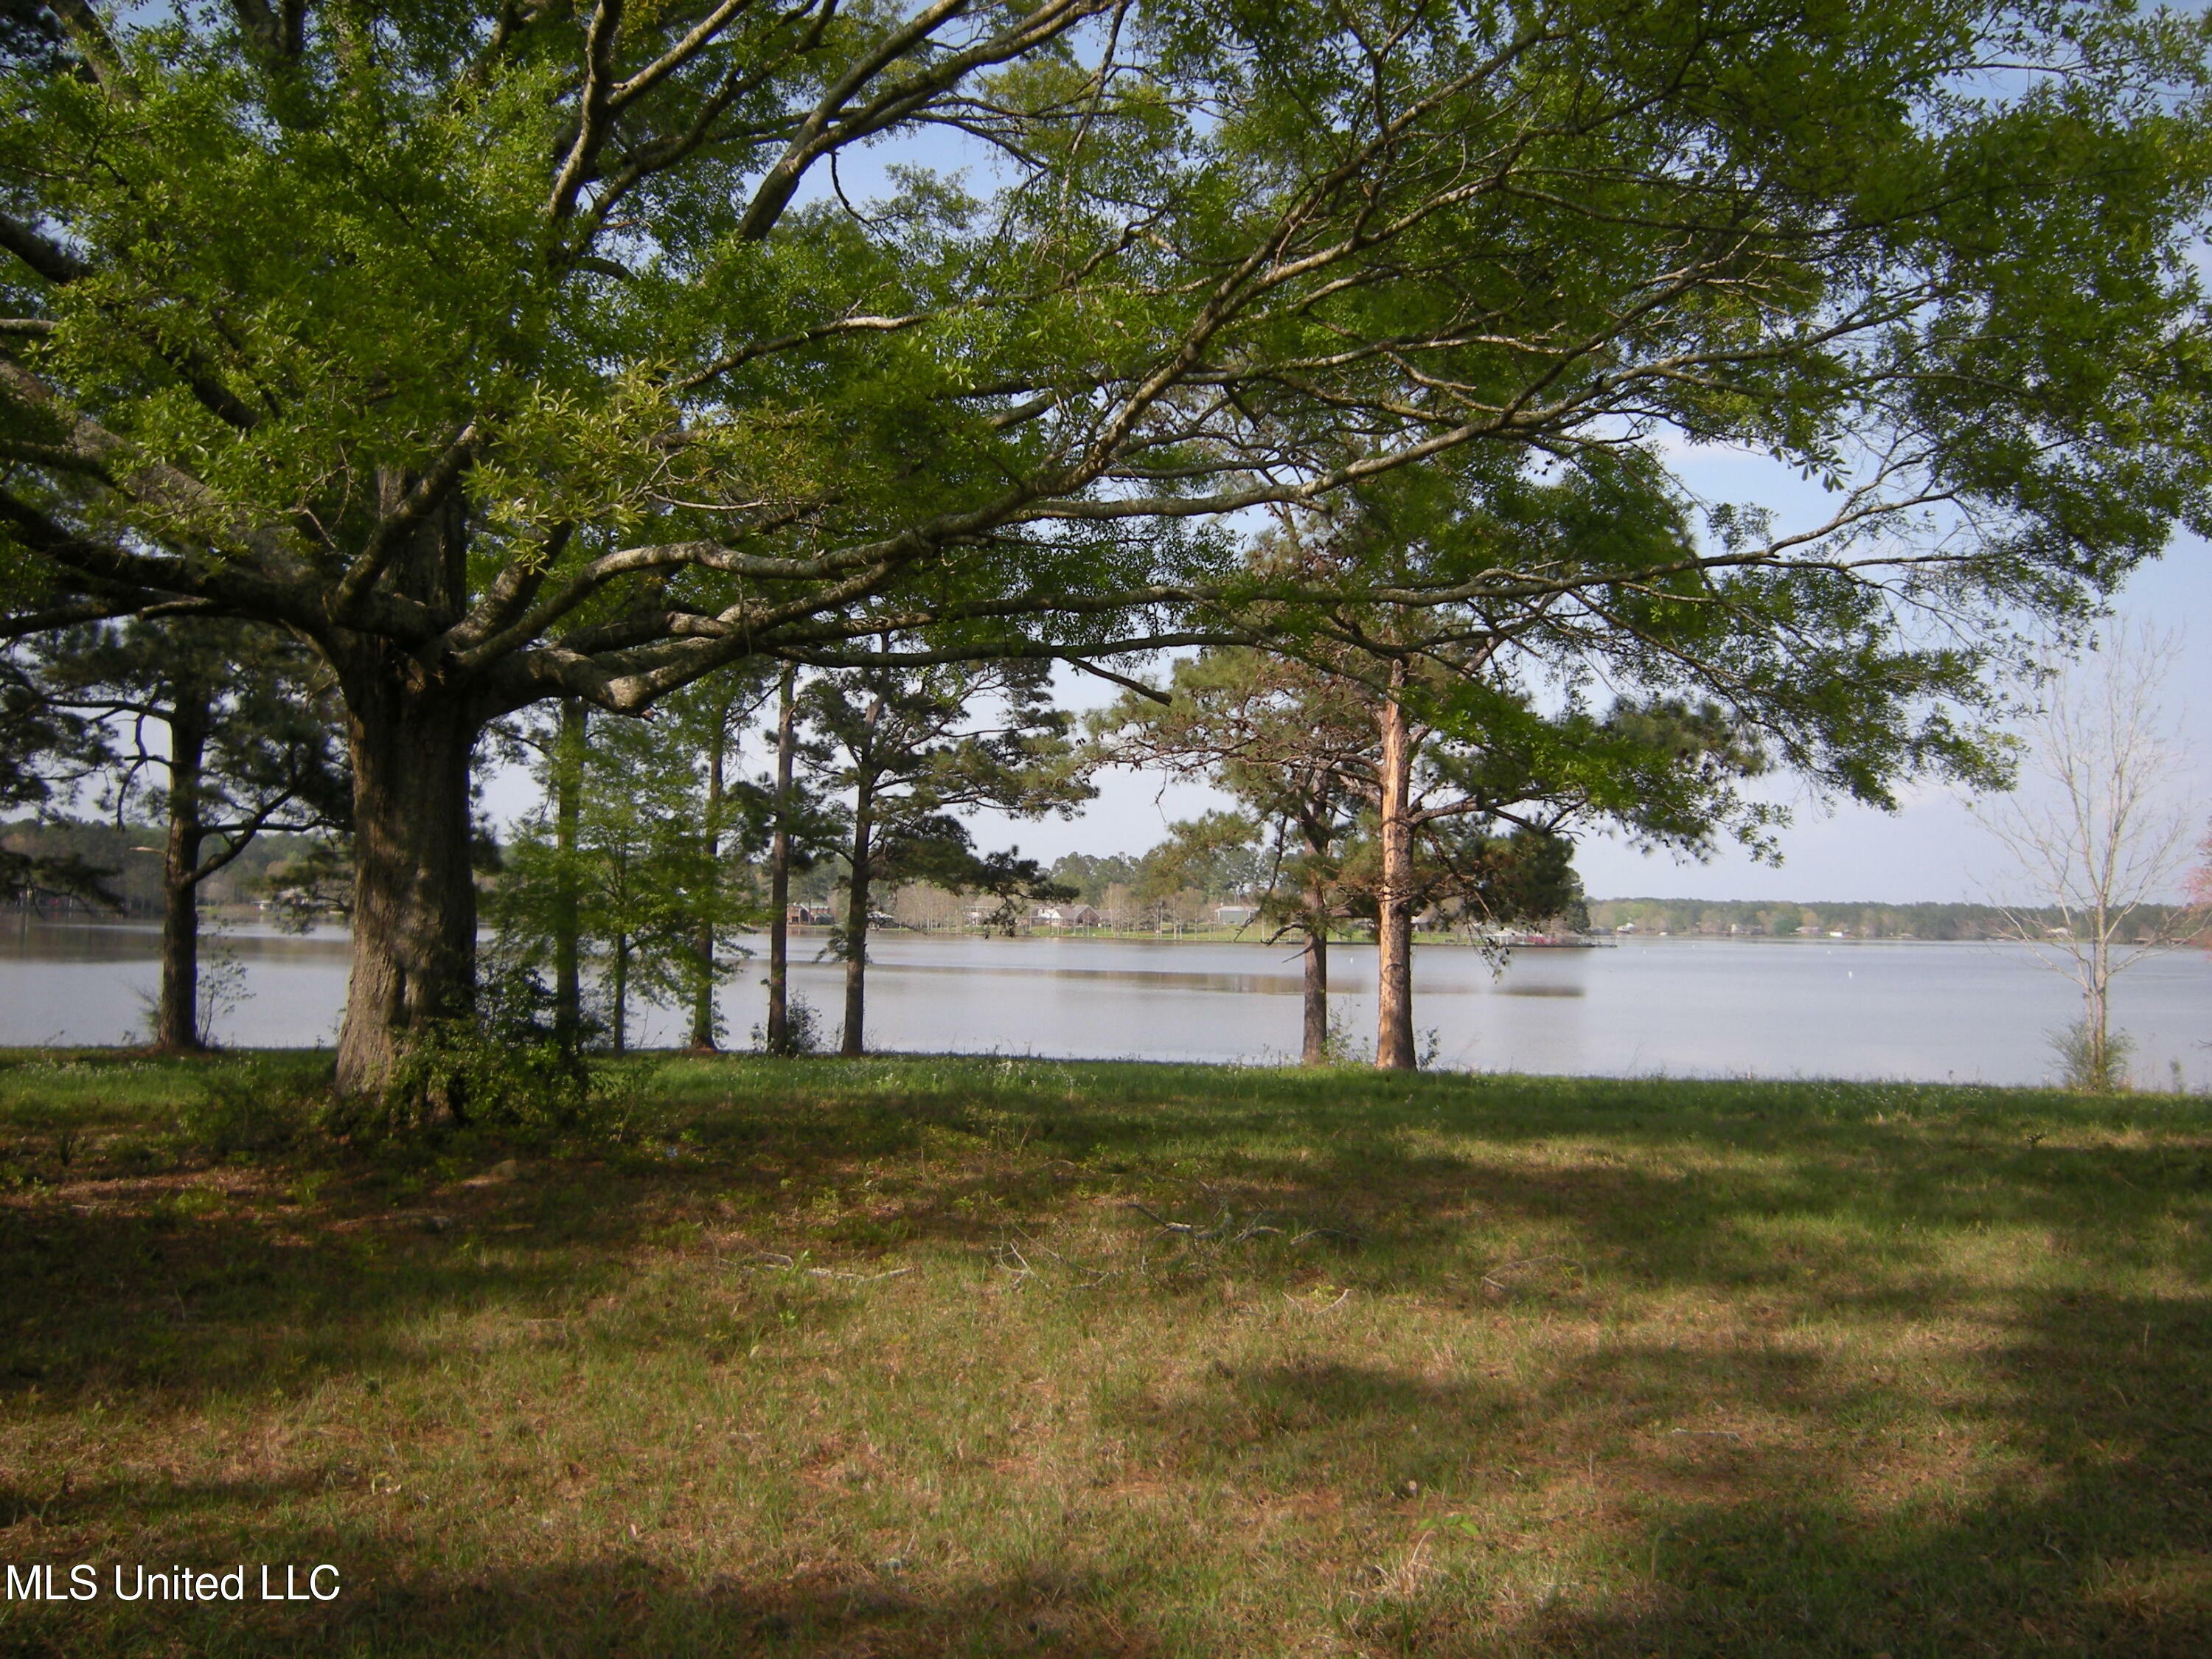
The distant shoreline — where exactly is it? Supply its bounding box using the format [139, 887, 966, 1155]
[0, 914, 2138, 945]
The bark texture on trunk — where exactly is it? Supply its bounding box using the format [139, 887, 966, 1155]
[552, 698, 585, 1046]
[333, 669, 482, 1097]
[1374, 678, 1418, 1071]
[156, 686, 209, 1054]
[840, 781, 873, 1058]
[764, 667, 796, 1054]
[1301, 926, 1330, 1065]
[332, 475, 481, 1098]
[687, 712, 726, 1051]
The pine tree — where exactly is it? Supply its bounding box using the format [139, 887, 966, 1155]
[800, 660, 1088, 1056]
[36, 620, 347, 1049]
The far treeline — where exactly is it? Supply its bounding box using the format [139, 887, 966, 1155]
[0, 820, 327, 916]
[1586, 898, 2210, 943]
[4, 0, 2211, 1113]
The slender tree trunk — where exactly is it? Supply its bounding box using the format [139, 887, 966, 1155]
[552, 698, 585, 1046]
[2089, 896, 2114, 1088]
[1375, 670, 1418, 1071]
[687, 709, 727, 1051]
[841, 777, 874, 1058]
[156, 686, 210, 1054]
[611, 936, 629, 1056]
[1301, 866, 1331, 1067]
[765, 667, 796, 1054]
[333, 672, 482, 1098]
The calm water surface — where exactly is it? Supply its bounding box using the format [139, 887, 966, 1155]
[1, 919, 2206, 1088]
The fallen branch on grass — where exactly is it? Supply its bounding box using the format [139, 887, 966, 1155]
[1480, 1255, 1585, 1294]
[990, 1231, 1120, 1290]
[731, 1251, 914, 1284]
[1126, 1200, 1286, 1245]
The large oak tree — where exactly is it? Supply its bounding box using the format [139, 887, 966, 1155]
[1, 0, 2207, 1090]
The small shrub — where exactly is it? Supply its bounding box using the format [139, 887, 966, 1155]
[1318, 1004, 1369, 1065]
[364, 964, 629, 1141]
[754, 992, 823, 1057]
[177, 1062, 312, 1160]
[2050, 1020, 2134, 1093]
[131, 937, 247, 1049]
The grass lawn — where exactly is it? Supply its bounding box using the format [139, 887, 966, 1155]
[1, 1051, 2209, 1656]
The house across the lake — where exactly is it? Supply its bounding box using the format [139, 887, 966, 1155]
[1034, 904, 1103, 928]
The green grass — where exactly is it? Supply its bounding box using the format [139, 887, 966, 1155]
[2, 1051, 2210, 1656]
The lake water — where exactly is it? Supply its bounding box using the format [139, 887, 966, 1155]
[1, 919, 2207, 1088]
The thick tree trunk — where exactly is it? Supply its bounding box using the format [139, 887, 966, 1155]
[687, 711, 727, 1051]
[1375, 675, 1418, 1071]
[333, 675, 482, 1097]
[332, 475, 481, 1099]
[840, 782, 873, 1058]
[552, 698, 585, 1046]
[156, 687, 210, 1054]
[764, 667, 796, 1054]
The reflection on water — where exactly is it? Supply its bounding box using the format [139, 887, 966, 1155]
[0, 917, 351, 963]
[0, 919, 353, 1050]
[870, 958, 1308, 995]
[1, 921, 2208, 1090]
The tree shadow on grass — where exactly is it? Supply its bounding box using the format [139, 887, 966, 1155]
[1112, 1281, 2212, 1657]
[0, 1164, 862, 1421]
[13, 1060, 2190, 1439]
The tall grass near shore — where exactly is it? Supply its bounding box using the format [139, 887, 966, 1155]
[2, 1053, 2208, 1655]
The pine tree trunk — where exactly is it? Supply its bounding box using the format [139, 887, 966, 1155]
[156, 686, 210, 1054]
[1300, 849, 1332, 1067]
[1301, 924, 1330, 1066]
[841, 782, 874, 1058]
[687, 711, 726, 1051]
[552, 698, 585, 1046]
[332, 672, 482, 1098]
[765, 668, 796, 1053]
[1375, 673, 1418, 1071]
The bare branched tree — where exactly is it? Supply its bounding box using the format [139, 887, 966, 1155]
[1978, 625, 2199, 1091]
